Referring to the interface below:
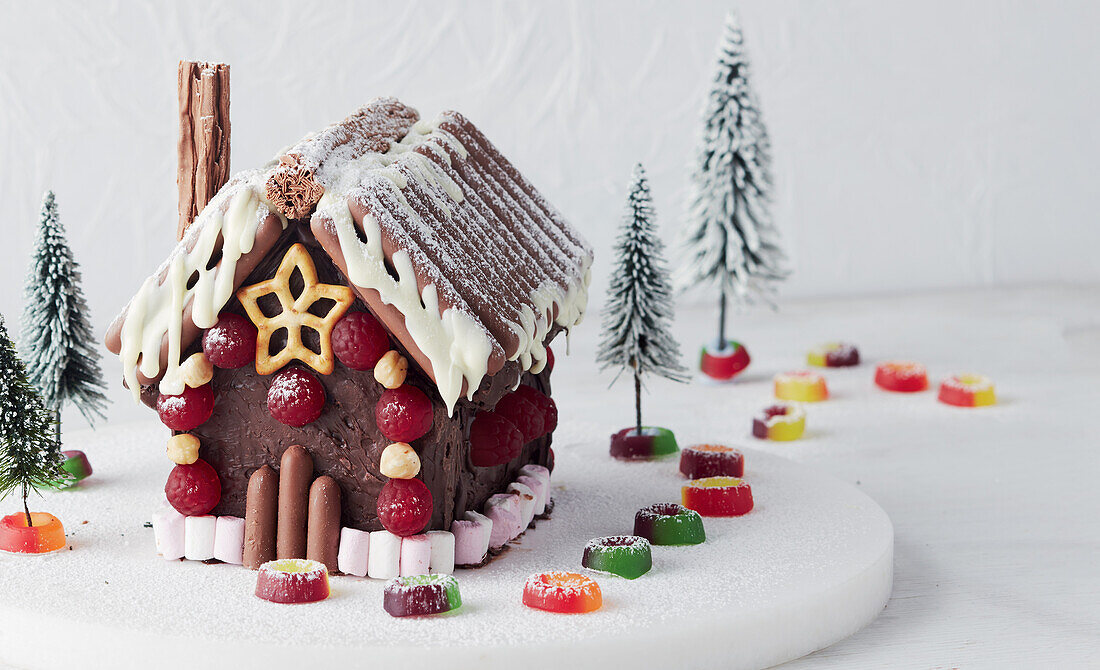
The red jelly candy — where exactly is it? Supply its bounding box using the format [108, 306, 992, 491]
[513, 385, 556, 436]
[255, 558, 330, 604]
[267, 367, 326, 427]
[875, 361, 929, 393]
[494, 391, 544, 443]
[377, 478, 433, 537]
[332, 311, 390, 371]
[679, 444, 744, 479]
[157, 383, 215, 431]
[681, 477, 754, 517]
[165, 458, 221, 516]
[202, 312, 257, 369]
[375, 385, 433, 442]
[544, 346, 555, 373]
[522, 571, 602, 614]
[469, 411, 523, 467]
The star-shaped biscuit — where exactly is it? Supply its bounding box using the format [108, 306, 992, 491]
[237, 243, 355, 376]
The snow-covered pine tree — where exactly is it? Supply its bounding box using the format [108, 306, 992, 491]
[21, 191, 108, 439]
[598, 164, 688, 433]
[0, 315, 65, 526]
[677, 11, 788, 346]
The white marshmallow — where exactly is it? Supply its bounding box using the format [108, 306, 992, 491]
[507, 482, 537, 528]
[427, 530, 455, 575]
[367, 530, 401, 580]
[184, 515, 217, 561]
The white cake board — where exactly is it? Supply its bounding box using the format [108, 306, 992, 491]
[0, 422, 891, 670]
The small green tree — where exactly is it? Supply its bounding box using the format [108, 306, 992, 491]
[0, 316, 65, 526]
[22, 191, 108, 442]
[598, 164, 688, 433]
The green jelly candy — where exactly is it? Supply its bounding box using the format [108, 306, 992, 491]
[383, 574, 462, 617]
[633, 503, 706, 546]
[609, 426, 679, 461]
[582, 535, 652, 579]
[57, 450, 92, 488]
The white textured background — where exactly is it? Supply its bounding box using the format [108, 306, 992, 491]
[1, 0, 1099, 423]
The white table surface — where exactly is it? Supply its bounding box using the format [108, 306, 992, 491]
[552, 285, 1100, 668]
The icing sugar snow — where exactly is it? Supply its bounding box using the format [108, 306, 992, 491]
[0, 421, 891, 667]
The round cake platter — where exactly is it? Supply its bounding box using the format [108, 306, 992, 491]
[0, 422, 892, 670]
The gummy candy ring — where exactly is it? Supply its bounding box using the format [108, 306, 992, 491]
[582, 535, 652, 580]
[609, 426, 679, 461]
[0, 513, 67, 554]
[874, 361, 928, 393]
[752, 404, 806, 442]
[698, 339, 751, 381]
[255, 558, 330, 604]
[807, 342, 860, 368]
[774, 371, 829, 402]
[522, 571, 603, 614]
[57, 450, 93, 488]
[633, 503, 706, 546]
[938, 374, 996, 407]
[384, 574, 462, 617]
[679, 444, 745, 479]
[682, 477, 755, 517]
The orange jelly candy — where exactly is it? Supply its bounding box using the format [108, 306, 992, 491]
[0, 512, 67, 554]
[522, 571, 602, 613]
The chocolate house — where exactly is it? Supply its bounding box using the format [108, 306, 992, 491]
[105, 68, 591, 568]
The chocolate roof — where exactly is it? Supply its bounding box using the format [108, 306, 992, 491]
[105, 99, 592, 413]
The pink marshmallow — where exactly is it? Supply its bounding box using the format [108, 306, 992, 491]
[213, 516, 244, 565]
[337, 527, 370, 577]
[427, 530, 455, 574]
[400, 534, 432, 576]
[507, 482, 537, 528]
[517, 474, 547, 515]
[484, 493, 523, 550]
[452, 511, 492, 566]
[152, 506, 186, 560]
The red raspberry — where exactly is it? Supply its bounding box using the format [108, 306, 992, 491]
[494, 392, 544, 443]
[468, 411, 523, 467]
[544, 346, 555, 373]
[165, 458, 221, 516]
[202, 312, 257, 369]
[376, 477, 433, 536]
[513, 385, 557, 436]
[332, 311, 390, 371]
[157, 383, 215, 431]
[268, 367, 326, 427]
[375, 385, 433, 442]
[547, 447, 555, 473]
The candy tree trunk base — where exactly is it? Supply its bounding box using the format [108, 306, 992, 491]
[0, 513, 67, 554]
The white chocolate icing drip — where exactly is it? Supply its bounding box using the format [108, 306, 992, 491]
[118, 171, 287, 399]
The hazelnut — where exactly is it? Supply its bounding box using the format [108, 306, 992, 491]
[166, 433, 201, 465]
[374, 350, 408, 389]
[379, 442, 420, 479]
[180, 352, 214, 388]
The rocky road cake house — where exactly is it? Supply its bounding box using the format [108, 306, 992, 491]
[105, 64, 591, 578]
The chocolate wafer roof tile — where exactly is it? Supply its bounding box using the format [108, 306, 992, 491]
[106, 99, 592, 414]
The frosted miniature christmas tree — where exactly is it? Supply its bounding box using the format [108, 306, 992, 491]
[0, 315, 68, 546]
[676, 12, 787, 381]
[21, 191, 108, 440]
[598, 164, 688, 461]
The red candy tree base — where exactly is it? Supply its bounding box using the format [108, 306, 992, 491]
[0, 513, 67, 554]
[698, 340, 751, 381]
